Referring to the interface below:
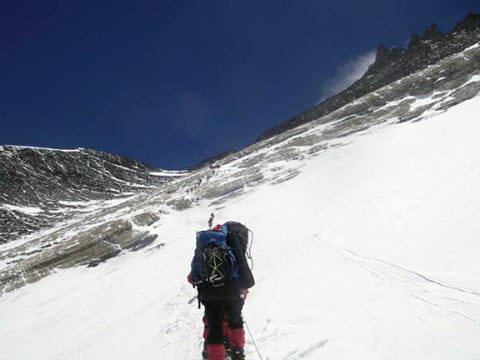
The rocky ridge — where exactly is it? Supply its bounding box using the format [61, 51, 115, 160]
[0, 146, 186, 243]
[256, 12, 480, 142]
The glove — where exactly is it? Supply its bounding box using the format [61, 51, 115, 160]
[188, 272, 202, 287]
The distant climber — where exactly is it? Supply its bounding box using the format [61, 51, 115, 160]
[208, 213, 214, 229]
[188, 221, 255, 360]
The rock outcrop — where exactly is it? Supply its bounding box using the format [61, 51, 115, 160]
[256, 12, 480, 142]
[0, 146, 182, 243]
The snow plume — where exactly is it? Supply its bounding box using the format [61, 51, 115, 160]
[320, 50, 376, 100]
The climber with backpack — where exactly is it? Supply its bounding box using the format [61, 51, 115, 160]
[188, 221, 255, 360]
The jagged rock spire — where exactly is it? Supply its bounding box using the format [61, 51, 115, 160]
[256, 12, 480, 142]
[453, 12, 480, 33]
[372, 45, 406, 71]
[422, 24, 443, 40]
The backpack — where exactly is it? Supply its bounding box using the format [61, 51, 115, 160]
[193, 227, 239, 288]
[191, 222, 255, 291]
[223, 221, 255, 289]
[223, 221, 249, 254]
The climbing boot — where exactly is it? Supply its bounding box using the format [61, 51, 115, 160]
[230, 346, 245, 360]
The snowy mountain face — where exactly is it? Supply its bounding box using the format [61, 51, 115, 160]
[0, 146, 185, 244]
[1, 16, 480, 360]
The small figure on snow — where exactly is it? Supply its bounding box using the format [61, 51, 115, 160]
[208, 213, 215, 229]
[188, 222, 255, 360]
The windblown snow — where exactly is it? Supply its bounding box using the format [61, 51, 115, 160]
[1, 96, 480, 359]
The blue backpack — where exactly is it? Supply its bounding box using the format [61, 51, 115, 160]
[192, 226, 239, 288]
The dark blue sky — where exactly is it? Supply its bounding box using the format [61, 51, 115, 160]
[1, 1, 478, 169]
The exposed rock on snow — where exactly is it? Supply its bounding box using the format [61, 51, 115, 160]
[0, 218, 160, 292]
[257, 12, 480, 141]
[0, 147, 183, 243]
[132, 212, 160, 227]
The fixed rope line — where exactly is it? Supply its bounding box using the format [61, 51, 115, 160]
[244, 317, 264, 360]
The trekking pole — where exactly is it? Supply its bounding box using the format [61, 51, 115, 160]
[244, 317, 264, 360]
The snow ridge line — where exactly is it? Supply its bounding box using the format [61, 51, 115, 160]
[410, 294, 477, 323]
[323, 239, 480, 298]
[320, 239, 480, 325]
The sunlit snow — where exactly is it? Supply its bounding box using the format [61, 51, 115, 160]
[1, 96, 480, 359]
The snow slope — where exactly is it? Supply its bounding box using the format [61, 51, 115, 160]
[1, 96, 480, 360]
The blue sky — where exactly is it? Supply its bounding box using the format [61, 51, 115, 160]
[1, 0, 479, 169]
